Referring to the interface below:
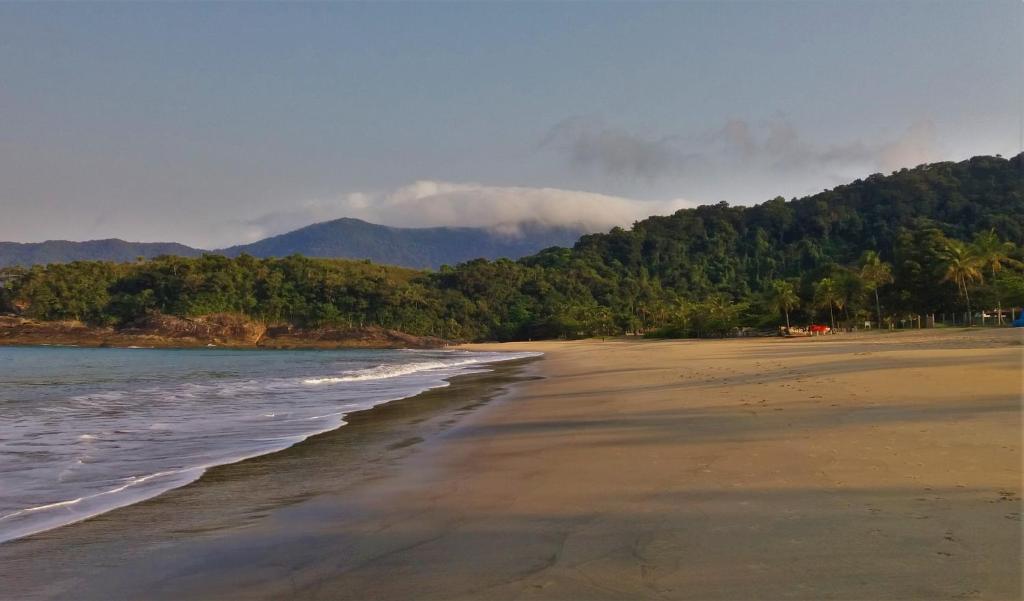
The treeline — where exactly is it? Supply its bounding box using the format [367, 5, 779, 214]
[2, 154, 1022, 340]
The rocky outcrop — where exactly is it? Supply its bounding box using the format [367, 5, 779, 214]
[0, 316, 110, 346]
[120, 313, 267, 345]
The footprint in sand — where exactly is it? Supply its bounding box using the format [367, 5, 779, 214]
[989, 491, 1020, 504]
[387, 436, 424, 450]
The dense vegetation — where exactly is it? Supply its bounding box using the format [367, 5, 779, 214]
[2, 154, 1022, 341]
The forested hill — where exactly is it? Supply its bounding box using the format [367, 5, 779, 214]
[218, 218, 586, 268]
[569, 153, 1024, 299]
[3, 153, 1023, 342]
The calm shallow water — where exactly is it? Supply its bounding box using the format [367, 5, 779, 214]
[0, 345, 538, 543]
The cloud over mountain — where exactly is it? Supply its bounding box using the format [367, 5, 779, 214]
[228, 182, 695, 243]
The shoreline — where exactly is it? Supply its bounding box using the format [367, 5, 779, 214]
[3, 329, 1021, 600]
[2, 319, 1018, 351]
[0, 352, 540, 553]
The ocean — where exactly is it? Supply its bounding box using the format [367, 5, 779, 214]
[0, 345, 537, 544]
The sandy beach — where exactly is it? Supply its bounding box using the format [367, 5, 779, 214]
[2, 328, 1021, 600]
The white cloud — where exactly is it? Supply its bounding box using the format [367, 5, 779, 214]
[218, 118, 943, 246]
[227, 182, 695, 244]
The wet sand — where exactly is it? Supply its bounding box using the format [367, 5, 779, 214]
[2, 329, 1021, 600]
[0, 359, 540, 599]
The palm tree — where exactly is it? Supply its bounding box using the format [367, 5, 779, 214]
[859, 250, 893, 330]
[939, 240, 983, 325]
[769, 279, 799, 329]
[972, 230, 1021, 324]
[813, 277, 841, 332]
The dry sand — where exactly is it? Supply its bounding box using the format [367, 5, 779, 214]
[4, 328, 1022, 600]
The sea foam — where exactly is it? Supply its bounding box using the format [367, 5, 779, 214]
[0, 347, 539, 544]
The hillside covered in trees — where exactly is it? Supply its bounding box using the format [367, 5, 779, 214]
[2, 154, 1022, 342]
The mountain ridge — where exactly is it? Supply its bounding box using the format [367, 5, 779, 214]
[0, 239, 204, 268]
[218, 218, 587, 268]
[0, 219, 588, 269]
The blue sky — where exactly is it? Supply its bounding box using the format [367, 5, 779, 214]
[1, 1, 1020, 247]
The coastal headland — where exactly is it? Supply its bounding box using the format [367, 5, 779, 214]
[0, 314, 444, 349]
[1, 328, 1020, 600]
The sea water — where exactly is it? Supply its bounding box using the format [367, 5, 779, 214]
[0, 345, 537, 543]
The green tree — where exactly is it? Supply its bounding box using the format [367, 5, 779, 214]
[834, 269, 865, 326]
[769, 279, 799, 329]
[813, 277, 841, 332]
[972, 230, 1021, 324]
[859, 251, 893, 329]
[939, 240, 983, 325]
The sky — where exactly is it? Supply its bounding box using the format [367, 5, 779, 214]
[1, 1, 1021, 248]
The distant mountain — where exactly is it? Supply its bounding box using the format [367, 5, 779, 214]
[0, 239, 204, 268]
[0, 219, 588, 269]
[218, 218, 587, 268]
